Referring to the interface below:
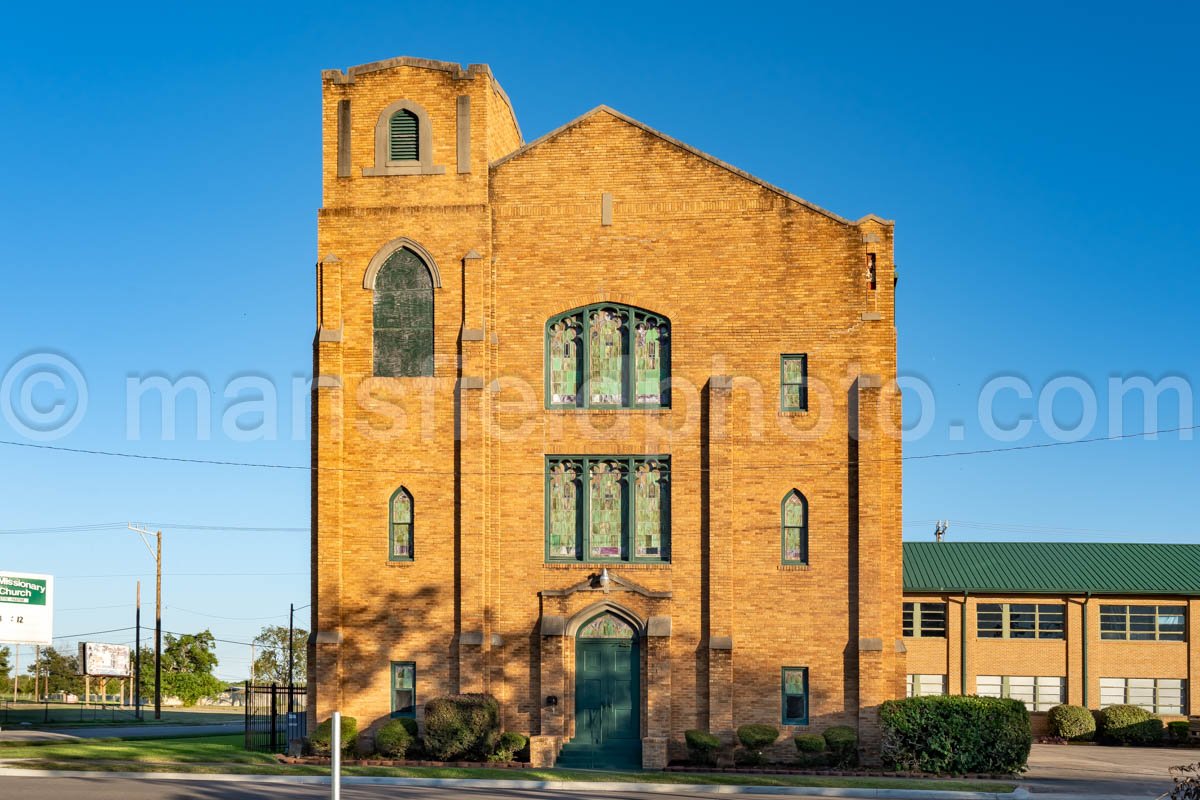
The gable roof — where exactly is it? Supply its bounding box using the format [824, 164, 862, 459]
[903, 541, 1200, 596]
[490, 105, 891, 228]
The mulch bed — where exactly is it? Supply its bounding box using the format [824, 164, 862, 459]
[279, 755, 533, 769]
[665, 763, 1016, 780]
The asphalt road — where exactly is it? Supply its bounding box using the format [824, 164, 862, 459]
[0, 776, 828, 800]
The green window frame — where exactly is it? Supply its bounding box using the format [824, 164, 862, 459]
[545, 303, 670, 409]
[390, 661, 416, 717]
[389, 109, 419, 162]
[545, 455, 670, 563]
[781, 667, 809, 725]
[1099, 604, 1186, 641]
[780, 354, 808, 411]
[903, 602, 948, 638]
[781, 490, 808, 565]
[977, 603, 1064, 639]
[388, 487, 414, 562]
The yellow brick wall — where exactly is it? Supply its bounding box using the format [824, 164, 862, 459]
[312, 57, 903, 765]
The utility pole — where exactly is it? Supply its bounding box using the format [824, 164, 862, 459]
[934, 520, 949, 542]
[134, 581, 142, 720]
[128, 525, 163, 719]
[287, 602, 295, 719]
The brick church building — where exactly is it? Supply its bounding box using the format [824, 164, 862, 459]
[309, 56, 904, 768]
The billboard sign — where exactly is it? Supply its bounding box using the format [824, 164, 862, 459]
[0, 572, 53, 645]
[78, 642, 131, 677]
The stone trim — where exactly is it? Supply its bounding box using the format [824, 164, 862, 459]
[646, 616, 672, 637]
[490, 633, 504, 647]
[601, 192, 613, 226]
[859, 374, 883, 389]
[460, 631, 484, 646]
[363, 98, 446, 177]
[858, 637, 884, 651]
[456, 95, 471, 174]
[314, 630, 342, 645]
[318, 326, 343, 343]
[316, 376, 342, 389]
[461, 328, 485, 341]
[540, 615, 566, 636]
[710, 375, 733, 391]
[459, 376, 485, 390]
[336, 99, 351, 178]
[709, 636, 733, 650]
[860, 312, 882, 321]
[363, 237, 443, 290]
[540, 571, 671, 599]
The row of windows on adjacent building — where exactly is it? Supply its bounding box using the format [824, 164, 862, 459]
[904, 602, 1188, 641]
[389, 462, 811, 565]
[907, 674, 1188, 715]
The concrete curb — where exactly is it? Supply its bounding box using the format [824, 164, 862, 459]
[0, 767, 1029, 799]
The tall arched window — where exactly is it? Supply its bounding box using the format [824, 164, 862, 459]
[389, 487, 414, 561]
[373, 247, 434, 377]
[389, 109, 419, 161]
[782, 490, 808, 565]
[545, 303, 669, 408]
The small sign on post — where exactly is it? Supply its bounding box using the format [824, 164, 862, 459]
[331, 710, 341, 800]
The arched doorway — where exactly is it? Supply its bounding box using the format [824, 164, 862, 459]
[559, 612, 641, 769]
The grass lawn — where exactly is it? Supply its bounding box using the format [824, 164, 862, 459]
[0, 734, 1018, 792]
[1, 704, 243, 728]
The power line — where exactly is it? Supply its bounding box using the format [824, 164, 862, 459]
[0, 522, 307, 536]
[167, 605, 290, 622]
[52, 626, 135, 640]
[0, 423, 1193, 475]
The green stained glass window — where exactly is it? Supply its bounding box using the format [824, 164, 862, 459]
[589, 461, 625, 559]
[546, 456, 669, 563]
[391, 661, 415, 717]
[579, 613, 636, 639]
[548, 315, 583, 406]
[782, 490, 808, 564]
[782, 667, 809, 724]
[547, 461, 581, 559]
[588, 308, 626, 406]
[635, 461, 667, 559]
[781, 354, 808, 411]
[545, 304, 669, 409]
[373, 247, 434, 378]
[389, 487, 413, 561]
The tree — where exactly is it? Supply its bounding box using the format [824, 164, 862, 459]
[29, 646, 83, 696]
[158, 629, 224, 705]
[251, 624, 308, 685]
[0, 646, 9, 682]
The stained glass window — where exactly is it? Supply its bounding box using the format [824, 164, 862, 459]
[546, 304, 669, 408]
[578, 613, 636, 639]
[782, 667, 809, 724]
[548, 461, 581, 559]
[635, 461, 667, 559]
[782, 490, 808, 564]
[389, 487, 413, 561]
[546, 456, 669, 562]
[781, 354, 808, 411]
[374, 248, 434, 378]
[391, 661, 415, 717]
[589, 461, 625, 559]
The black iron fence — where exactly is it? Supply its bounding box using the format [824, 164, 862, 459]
[244, 683, 307, 753]
[1, 700, 139, 725]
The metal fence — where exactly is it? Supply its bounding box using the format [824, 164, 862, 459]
[244, 683, 307, 753]
[1, 700, 139, 725]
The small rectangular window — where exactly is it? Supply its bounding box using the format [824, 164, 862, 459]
[906, 674, 947, 697]
[781, 354, 808, 411]
[1100, 604, 1186, 641]
[977, 675, 1064, 711]
[1100, 677, 1186, 714]
[977, 603, 1065, 639]
[391, 661, 416, 717]
[782, 667, 809, 725]
[904, 602, 947, 638]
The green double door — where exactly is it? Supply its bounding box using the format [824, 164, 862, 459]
[575, 638, 640, 756]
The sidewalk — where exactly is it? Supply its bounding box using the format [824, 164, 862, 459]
[1018, 742, 1193, 799]
[0, 722, 242, 742]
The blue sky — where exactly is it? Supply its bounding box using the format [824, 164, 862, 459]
[0, 1, 1196, 679]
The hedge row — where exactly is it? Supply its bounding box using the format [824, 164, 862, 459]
[879, 695, 1030, 775]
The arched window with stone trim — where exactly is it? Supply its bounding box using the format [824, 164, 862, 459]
[372, 247, 434, 377]
[545, 303, 669, 408]
[782, 490, 808, 565]
[389, 486, 414, 561]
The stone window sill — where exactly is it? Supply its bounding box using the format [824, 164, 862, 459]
[363, 163, 446, 176]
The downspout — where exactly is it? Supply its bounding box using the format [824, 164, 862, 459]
[961, 591, 969, 696]
[1082, 593, 1090, 708]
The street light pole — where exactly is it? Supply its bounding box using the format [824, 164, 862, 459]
[135, 581, 141, 720]
[128, 525, 163, 720]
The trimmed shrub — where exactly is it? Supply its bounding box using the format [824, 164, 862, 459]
[823, 725, 858, 768]
[736, 724, 779, 766]
[1168, 720, 1191, 743]
[489, 731, 528, 762]
[794, 733, 826, 753]
[375, 719, 414, 759]
[879, 695, 1030, 775]
[685, 729, 721, 766]
[1047, 704, 1095, 742]
[310, 715, 358, 756]
[423, 694, 501, 760]
[1098, 704, 1163, 746]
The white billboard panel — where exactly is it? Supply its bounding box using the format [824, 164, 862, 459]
[78, 642, 131, 677]
[0, 572, 53, 645]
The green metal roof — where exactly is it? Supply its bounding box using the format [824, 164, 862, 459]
[903, 542, 1200, 596]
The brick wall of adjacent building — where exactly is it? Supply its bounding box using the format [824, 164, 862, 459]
[310, 57, 904, 767]
[904, 592, 1199, 733]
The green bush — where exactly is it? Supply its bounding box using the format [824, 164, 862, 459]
[489, 731, 528, 762]
[423, 694, 501, 760]
[823, 725, 858, 767]
[1098, 704, 1163, 746]
[879, 696, 1030, 774]
[309, 715, 358, 756]
[1168, 721, 1191, 742]
[794, 733, 826, 753]
[1047, 704, 1095, 742]
[685, 729, 721, 765]
[374, 719, 414, 759]
[736, 724, 779, 766]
